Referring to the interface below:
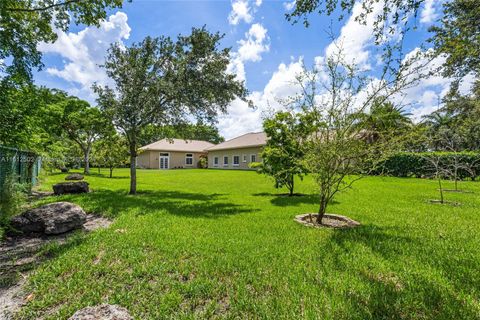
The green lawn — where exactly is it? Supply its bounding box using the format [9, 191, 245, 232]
[17, 169, 480, 319]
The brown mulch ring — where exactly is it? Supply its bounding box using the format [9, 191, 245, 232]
[428, 200, 461, 206]
[294, 213, 360, 229]
[441, 189, 474, 193]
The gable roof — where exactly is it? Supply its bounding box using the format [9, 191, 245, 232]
[205, 132, 267, 151]
[139, 139, 215, 153]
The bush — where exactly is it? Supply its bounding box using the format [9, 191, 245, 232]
[374, 152, 480, 179]
[0, 175, 28, 237]
[197, 156, 208, 169]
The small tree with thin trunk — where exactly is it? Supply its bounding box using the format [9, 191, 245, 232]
[60, 97, 109, 174]
[254, 111, 311, 196]
[297, 42, 425, 225]
[94, 134, 128, 178]
[94, 29, 247, 194]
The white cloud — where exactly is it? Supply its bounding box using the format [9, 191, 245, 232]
[237, 23, 269, 62]
[393, 47, 475, 122]
[227, 23, 270, 83]
[228, 0, 253, 25]
[219, 59, 304, 139]
[255, 0, 263, 7]
[283, 1, 296, 11]
[420, 0, 439, 24]
[38, 12, 131, 101]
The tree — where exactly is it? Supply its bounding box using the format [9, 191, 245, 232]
[60, 97, 111, 174]
[94, 134, 128, 178]
[138, 122, 224, 146]
[297, 43, 420, 225]
[95, 29, 247, 194]
[429, 0, 480, 79]
[0, 0, 127, 83]
[354, 98, 412, 143]
[255, 111, 311, 196]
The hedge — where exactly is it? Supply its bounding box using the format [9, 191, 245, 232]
[373, 152, 480, 179]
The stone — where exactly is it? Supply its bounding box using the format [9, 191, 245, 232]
[60, 167, 69, 173]
[53, 181, 89, 195]
[65, 173, 84, 181]
[10, 202, 87, 235]
[68, 304, 133, 320]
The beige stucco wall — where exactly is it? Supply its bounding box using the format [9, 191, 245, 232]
[136, 150, 205, 169]
[207, 147, 263, 170]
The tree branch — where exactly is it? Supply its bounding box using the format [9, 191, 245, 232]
[6, 0, 82, 13]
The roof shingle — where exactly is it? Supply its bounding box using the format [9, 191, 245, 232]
[205, 132, 267, 151]
[139, 139, 215, 152]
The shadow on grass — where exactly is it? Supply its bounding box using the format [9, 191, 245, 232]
[252, 192, 339, 208]
[69, 189, 257, 219]
[322, 224, 480, 319]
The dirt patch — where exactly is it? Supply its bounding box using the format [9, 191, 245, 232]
[442, 189, 474, 193]
[428, 200, 460, 206]
[0, 215, 112, 319]
[294, 213, 360, 229]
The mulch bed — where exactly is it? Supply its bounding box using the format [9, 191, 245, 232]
[294, 213, 360, 229]
[428, 200, 461, 206]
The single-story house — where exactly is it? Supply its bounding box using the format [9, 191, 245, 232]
[205, 132, 267, 170]
[137, 139, 214, 169]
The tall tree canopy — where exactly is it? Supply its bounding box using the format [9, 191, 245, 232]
[429, 0, 480, 79]
[95, 28, 247, 194]
[0, 0, 127, 82]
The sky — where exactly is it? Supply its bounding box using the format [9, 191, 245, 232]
[33, 0, 473, 140]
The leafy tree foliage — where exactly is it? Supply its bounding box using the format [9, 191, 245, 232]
[93, 134, 128, 178]
[422, 80, 480, 151]
[95, 29, 247, 194]
[256, 111, 311, 196]
[138, 123, 225, 146]
[0, 0, 127, 82]
[354, 98, 412, 143]
[59, 97, 112, 174]
[429, 0, 480, 79]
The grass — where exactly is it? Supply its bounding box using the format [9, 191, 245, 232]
[14, 169, 480, 319]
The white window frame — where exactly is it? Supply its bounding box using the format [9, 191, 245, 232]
[233, 155, 240, 167]
[242, 154, 247, 163]
[185, 153, 194, 166]
[250, 154, 257, 163]
[213, 156, 219, 167]
[223, 155, 229, 167]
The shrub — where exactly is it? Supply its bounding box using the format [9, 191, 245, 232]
[0, 174, 28, 237]
[375, 152, 480, 179]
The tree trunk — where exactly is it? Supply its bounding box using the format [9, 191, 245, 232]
[289, 175, 294, 196]
[83, 148, 90, 174]
[317, 195, 327, 224]
[129, 145, 137, 195]
[109, 166, 113, 178]
[438, 175, 444, 204]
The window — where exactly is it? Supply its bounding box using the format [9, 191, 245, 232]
[243, 154, 247, 163]
[213, 156, 219, 167]
[233, 155, 240, 166]
[251, 154, 257, 163]
[185, 153, 193, 166]
[223, 156, 229, 166]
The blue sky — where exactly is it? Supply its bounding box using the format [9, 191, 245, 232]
[34, 0, 469, 140]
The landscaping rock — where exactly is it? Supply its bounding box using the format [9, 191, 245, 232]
[65, 173, 84, 181]
[10, 202, 87, 235]
[53, 181, 89, 195]
[60, 167, 69, 173]
[69, 304, 133, 320]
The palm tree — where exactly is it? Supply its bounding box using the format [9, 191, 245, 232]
[354, 98, 413, 142]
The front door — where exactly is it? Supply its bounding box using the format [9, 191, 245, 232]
[159, 153, 169, 169]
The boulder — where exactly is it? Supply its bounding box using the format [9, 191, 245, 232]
[53, 181, 89, 195]
[65, 173, 84, 181]
[60, 167, 69, 173]
[69, 304, 133, 320]
[10, 202, 87, 235]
